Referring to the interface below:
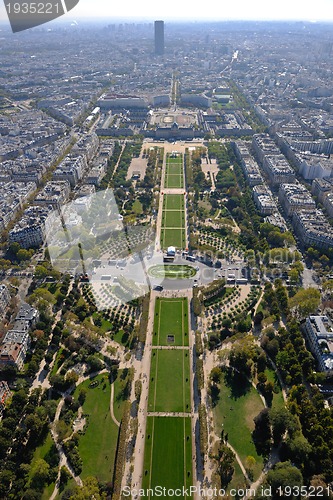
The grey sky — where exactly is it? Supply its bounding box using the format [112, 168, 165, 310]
[1, 0, 333, 24]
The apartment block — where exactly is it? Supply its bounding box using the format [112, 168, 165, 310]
[0, 285, 10, 317]
[252, 134, 280, 164]
[303, 316, 333, 374]
[262, 154, 295, 186]
[278, 182, 316, 216]
[252, 184, 276, 215]
[0, 381, 11, 414]
[311, 178, 333, 203]
[292, 209, 333, 249]
[9, 206, 50, 249]
[34, 180, 71, 209]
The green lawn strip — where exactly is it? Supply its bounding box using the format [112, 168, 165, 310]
[92, 312, 113, 333]
[162, 209, 184, 228]
[148, 349, 191, 413]
[55, 477, 76, 499]
[160, 228, 186, 249]
[265, 368, 285, 411]
[166, 155, 183, 164]
[41, 482, 56, 500]
[74, 373, 122, 482]
[213, 370, 264, 480]
[153, 297, 189, 346]
[113, 372, 131, 423]
[165, 175, 184, 189]
[226, 459, 249, 494]
[50, 347, 68, 377]
[142, 417, 193, 495]
[163, 194, 185, 211]
[29, 432, 58, 493]
[148, 264, 195, 281]
[166, 164, 183, 175]
[112, 328, 131, 347]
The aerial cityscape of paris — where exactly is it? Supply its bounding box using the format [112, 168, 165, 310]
[0, 2, 333, 499]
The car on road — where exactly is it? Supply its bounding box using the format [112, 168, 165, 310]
[153, 285, 163, 291]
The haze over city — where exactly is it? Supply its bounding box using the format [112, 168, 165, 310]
[1, 0, 333, 24]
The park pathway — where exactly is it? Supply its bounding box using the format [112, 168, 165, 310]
[110, 381, 120, 427]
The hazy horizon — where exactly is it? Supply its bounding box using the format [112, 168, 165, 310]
[1, 0, 333, 27]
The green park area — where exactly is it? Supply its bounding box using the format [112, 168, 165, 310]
[160, 228, 186, 249]
[213, 369, 265, 480]
[73, 372, 128, 482]
[162, 209, 185, 228]
[142, 417, 193, 495]
[162, 193, 185, 211]
[161, 194, 186, 249]
[153, 297, 189, 346]
[148, 349, 191, 413]
[149, 264, 196, 281]
[164, 154, 184, 189]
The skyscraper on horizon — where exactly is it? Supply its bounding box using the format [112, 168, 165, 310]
[154, 20, 164, 56]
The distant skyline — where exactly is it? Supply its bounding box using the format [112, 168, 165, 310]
[1, 0, 333, 25]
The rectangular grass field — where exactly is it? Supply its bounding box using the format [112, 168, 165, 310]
[166, 163, 183, 175]
[148, 349, 191, 413]
[160, 227, 186, 249]
[162, 210, 185, 228]
[153, 298, 189, 346]
[165, 174, 184, 189]
[142, 416, 193, 495]
[163, 194, 185, 211]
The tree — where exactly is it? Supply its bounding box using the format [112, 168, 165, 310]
[245, 456, 256, 481]
[68, 476, 101, 499]
[253, 408, 271, 456]
[210, 367, 222, 383]
[218, 443, 235, 487]
[29, 458, 50, 489]
[266, 461, 303, 500]
[17, 248, 33, 261]
[289, 288, 321, 319]
[229, 337, 256, 377]
[65, 371, 79, 386]
[86, 354, 103, 373]
[78, 388, 87, 406]
[282, 434, 312, 467]
[56, 420, 71, 442]
[269, 407, 299, 445]
[59, 466, 71, 489]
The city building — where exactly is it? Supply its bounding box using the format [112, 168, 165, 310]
[34, 180, 71, 209]
[278, 182, 316, 217]
[154, 20, 164, 56]
[292, 209, 333, 249]
[0, 302, 38, 370]
[0, 381, 11, 415]
[9, 206, 50, 249]
[98, 94, 148, 110]
[252, 184, 276, 215]
[298, 155, 333, 180]
[262, 154, 295, 186]
[311, 178, 333, 203]
[252, 134, 281, 164]
[0, 284, 10, 317]
[303, 316, 333, 374]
